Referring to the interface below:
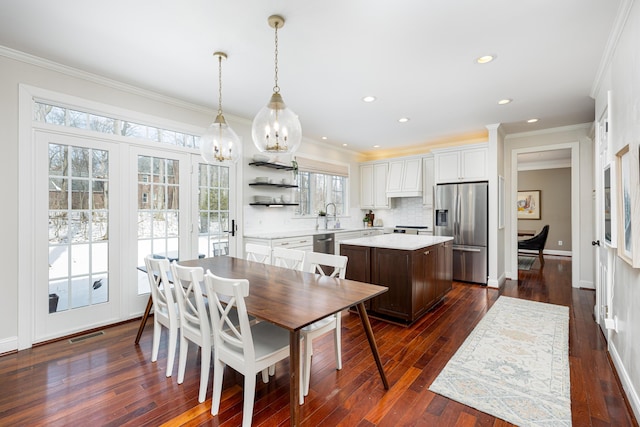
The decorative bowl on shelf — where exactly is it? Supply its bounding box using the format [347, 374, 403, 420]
[252, 154, 271, 163]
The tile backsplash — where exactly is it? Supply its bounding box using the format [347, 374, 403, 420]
[368, 197, 433, 228]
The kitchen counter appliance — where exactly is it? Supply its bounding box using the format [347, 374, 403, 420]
[434, 182, 488, 284]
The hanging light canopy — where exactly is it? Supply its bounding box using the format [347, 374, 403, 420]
[200, 51, 241, 164]
[251, 15, 302, 154]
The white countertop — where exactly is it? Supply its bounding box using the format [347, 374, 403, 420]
[340, 234, 453, 251]
[244, 227, 385, 240]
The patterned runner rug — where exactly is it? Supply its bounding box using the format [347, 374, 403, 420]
[429, 296, 571, 426]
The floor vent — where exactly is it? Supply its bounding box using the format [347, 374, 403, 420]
[69, 331, 105, 344]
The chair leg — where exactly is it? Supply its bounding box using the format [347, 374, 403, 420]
[198, 346, 211, 403]
[151, 321, 161, 362]
[299, 338, 305, 405]
[261, 368, 269, 383]
[177, 335, 189, 384]
[539, 250, 545, 267]
[166, 326, 178, 377]
[211, 358, 225, 415]
[242, 372, 257, 427]
[303, 334, 313, 397]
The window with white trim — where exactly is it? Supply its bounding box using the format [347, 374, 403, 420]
[294, 156, 348, 216]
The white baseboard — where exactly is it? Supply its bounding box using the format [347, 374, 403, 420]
[518, 249, 572, 257]
[609, 340, 640, 422]
[579, 279, 595, 289]
[0, 336, 18, 354]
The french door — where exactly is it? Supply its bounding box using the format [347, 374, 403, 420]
[34, 131, 122, 341]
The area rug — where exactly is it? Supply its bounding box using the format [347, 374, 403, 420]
[429, 296, 571, 427]
[518, 255, 536, 270]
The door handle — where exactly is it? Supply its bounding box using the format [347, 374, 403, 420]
[592, 240, 600, 246]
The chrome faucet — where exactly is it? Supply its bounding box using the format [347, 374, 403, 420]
[324, 203, 336, 229]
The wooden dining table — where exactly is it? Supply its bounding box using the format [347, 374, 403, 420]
[169, 256, 389, 426]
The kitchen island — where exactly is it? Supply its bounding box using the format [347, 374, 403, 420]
[340, 234, 454, 325]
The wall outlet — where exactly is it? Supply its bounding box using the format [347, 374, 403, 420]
[558, 240, 563, 246]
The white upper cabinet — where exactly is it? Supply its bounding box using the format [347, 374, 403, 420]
[433, 143, 488, 183]
[422, 155, 434, 207]
[386, 157, 422, 197]
[360, 162, 390, 209]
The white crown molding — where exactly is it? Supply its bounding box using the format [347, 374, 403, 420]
[590, 0, 635, 98]
[504, 122, 592, 140]
[0, 44, 221, 117]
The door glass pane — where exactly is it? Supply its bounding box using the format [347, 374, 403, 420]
[48, 143, 109, 314]
[137, 154, 181, 294]
[198, 163, 230, 257]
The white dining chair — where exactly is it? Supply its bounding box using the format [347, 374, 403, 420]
[245, 243, 272, 264]
[272, 246, 306, 271]
[144, 255, 180, 378]
[204, 270, 290, 427]
[300, 251, 348, 403]
[170, 262, 212, 403]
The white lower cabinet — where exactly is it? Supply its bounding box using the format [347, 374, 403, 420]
[244, 235, 314, 259]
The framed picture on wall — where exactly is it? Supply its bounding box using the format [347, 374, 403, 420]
[616, 144, 640, 267]
[603, 164, 615, 247]
[517, 190, 541, 220]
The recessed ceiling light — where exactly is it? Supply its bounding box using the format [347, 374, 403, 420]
[476, 54, 496, 64]
[498, 98, 512, 105]
[321, 136, 328, 140]
[342, 143, 348, 147]
[362, 96, 376, 103]
[373, 145, 380, 148]
[398, 117, 410, 123]
[527, 118, 539, 123]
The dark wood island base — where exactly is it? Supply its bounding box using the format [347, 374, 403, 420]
[341, 236, 453, 325]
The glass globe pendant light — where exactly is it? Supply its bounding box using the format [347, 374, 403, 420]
[251, 15, 302, 154]
[200, 51, 241, 163]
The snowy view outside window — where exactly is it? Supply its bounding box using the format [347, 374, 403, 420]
[48, 143, 109, 313]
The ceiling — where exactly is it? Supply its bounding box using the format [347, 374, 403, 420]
[0, 1, 621, 154]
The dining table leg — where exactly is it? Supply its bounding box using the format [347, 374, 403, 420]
[356, 302, 389, 389]
[289, 329, 301, 426]
[134, 295, 153, 344]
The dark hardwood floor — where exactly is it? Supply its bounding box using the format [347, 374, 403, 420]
[0, 256, 637, 426]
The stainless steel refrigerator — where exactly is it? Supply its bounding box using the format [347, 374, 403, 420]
[434, 182, 488, 284]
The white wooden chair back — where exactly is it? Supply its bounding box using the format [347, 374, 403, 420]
[170, 261, 211, 402]
[143, 255, 179, 377]
[204, 270, 290, 427]
[245, 243, 272, 264]
[272, 247, 306, 271]
[303, 251, 348, 278]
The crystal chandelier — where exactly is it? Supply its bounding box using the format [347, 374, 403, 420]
[251, 15, 302, 154]
[200, 51, 241, 163]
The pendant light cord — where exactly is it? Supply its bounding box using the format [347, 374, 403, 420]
[217, 54, 223, 115]
[273, 22, 280, 94]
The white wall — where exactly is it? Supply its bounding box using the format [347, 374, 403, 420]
[593, 0, 640, 419]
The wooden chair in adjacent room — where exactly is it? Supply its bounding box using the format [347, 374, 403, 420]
[299, 251, 348, 403]
[143, 255, 180, 378]
[204, 270, 290, 427]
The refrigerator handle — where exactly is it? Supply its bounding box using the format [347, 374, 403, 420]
[456, 191, 461, 241]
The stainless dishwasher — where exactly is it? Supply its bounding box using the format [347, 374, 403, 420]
[313, 233, 335, 254]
